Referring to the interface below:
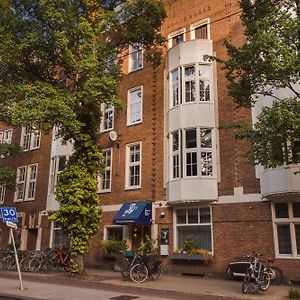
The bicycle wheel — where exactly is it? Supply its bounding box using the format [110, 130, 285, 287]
[130, 263, 148, 283]
[29, 257, 42, 272]
[259, 272, 271, 291]
[63, 259, 71, 272]
[120, 259, 131, 280]
[269, 267, 282, 285]
[150, 263, 162, 280]
[242, 272, 251, 293]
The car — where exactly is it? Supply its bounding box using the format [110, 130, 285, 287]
[226, 256, 283, 285]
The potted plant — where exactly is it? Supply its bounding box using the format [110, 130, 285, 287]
[170, 237, 212, 263]
[99, 239, 128, 271]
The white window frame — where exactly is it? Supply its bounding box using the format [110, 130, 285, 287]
[170, 68, 181, 107]
[25, 164, 38, 201]
[20, 126, 41, 151]
[125, 142, 142, 190]
[171, 130, 181, 179]
[99, 148, 113, 193]
[183, 65, 196, 103]
[170, 128, 215, 181]
[169, 64, 212, 108]
[272, 202, 300, 259]
[3, 129, 13, 144]
[49, 156, 67, 194]
[104, 225, 125, 241]
[168, 29, 186, 49]
[0, 131, 4, 143]
[190, 18, 210, 40]
[128, 43, 143, 73]
[15, 166, 27, 202]
[173, 206, 213, 253]
[100, 103, 114, 132]
[14, 163, 38, 202]
[127, 86, 143, 126]
[0, 185, 6, 204]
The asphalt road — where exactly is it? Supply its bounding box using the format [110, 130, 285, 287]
[0, 273, 235, 300]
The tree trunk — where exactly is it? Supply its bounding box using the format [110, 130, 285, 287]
[71, 253, 88, 278]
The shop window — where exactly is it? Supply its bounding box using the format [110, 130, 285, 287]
[273, 202, 300, 257]
[175, 207, 212, 251]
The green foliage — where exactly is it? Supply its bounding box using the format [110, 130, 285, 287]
[218, 0, 300, 107]
[0, 0, 166, 274]
[99, 239, 128, 259]
[0, 142, 22, 189]
[208, 0, 300, 168]
[182, 237, 196, 253]
[139, 234, 159, 256]
[236, 98, 300, 167]
[289, 288, 300, 299]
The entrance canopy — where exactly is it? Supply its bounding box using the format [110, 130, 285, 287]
[113, 201, 152, 225]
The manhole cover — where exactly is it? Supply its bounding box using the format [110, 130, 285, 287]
[109, 296, 139, 300]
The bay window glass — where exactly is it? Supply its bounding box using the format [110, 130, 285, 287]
[171, 69, 180, 107]
[170, 128, 214, 180]
[184, 66, 195, 103]
[169, 64, 212, 108]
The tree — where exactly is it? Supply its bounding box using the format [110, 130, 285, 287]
[213, 0, 300, 167]
[0, 0, 166, 274]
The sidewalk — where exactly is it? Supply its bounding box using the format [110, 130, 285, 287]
[0, 267, 293, 300]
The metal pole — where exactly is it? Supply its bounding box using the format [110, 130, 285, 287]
[10, 228, 24, 290]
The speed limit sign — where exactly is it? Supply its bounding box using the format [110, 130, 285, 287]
[0, 207, 18, 223]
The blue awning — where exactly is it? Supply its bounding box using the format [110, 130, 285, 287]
[113, 201, 152, 225]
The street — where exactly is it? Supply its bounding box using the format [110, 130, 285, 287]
[0, 274, 234, 300]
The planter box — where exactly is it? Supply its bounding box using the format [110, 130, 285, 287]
[170, 253, 206, 261]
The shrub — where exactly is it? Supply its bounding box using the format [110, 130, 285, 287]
[289, 288, 300, 299]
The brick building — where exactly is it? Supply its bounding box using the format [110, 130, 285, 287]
[0, 0, 299, 281]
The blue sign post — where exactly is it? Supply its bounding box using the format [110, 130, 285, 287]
[0, 207, 23, 290]
[0, 207, 18, 223]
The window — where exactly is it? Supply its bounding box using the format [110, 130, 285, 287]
[101, 103, 114, 132]
[0, 185, 5, 204]
[99, 149, 112, 192]
[104, 226, 123, 241]
[170, 128, 214, 179]
[185, 129, 197, 176]
[191, 19, 210, 40]
[184, 66, 196, 103]
[171, 69, 180, 107]
[129, 43, 143, 72]
[168, 30, 185, 49]
[171, 131, 180, 179]
[15, 166, 26, 201]
[175, 207, 212, 251]
[170, 64, 212, 108]
[14, 164, 38, 202]
[273, 202, 300, 257]
[21, 127, 41, 151]
[26, 165, 37, 200]
[49, 156, 67, 194]
[126, 142, 141, 189]
[127, 86, 142, 126]
[0, 129, 13, 144]
[51, 222, 69, 249]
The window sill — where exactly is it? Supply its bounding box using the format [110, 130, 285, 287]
[170, 253, 210, 261]
[128, 67, 143, 74]
[125, 186, 141, 191]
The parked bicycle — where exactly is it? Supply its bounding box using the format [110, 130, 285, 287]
[129, 252, 162, 283]
[242, 252, 271, 293]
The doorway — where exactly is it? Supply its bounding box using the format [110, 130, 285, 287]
[131, 224, 151, 250]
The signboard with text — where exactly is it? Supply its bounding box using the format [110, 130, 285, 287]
[1, 207, 18, 223]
